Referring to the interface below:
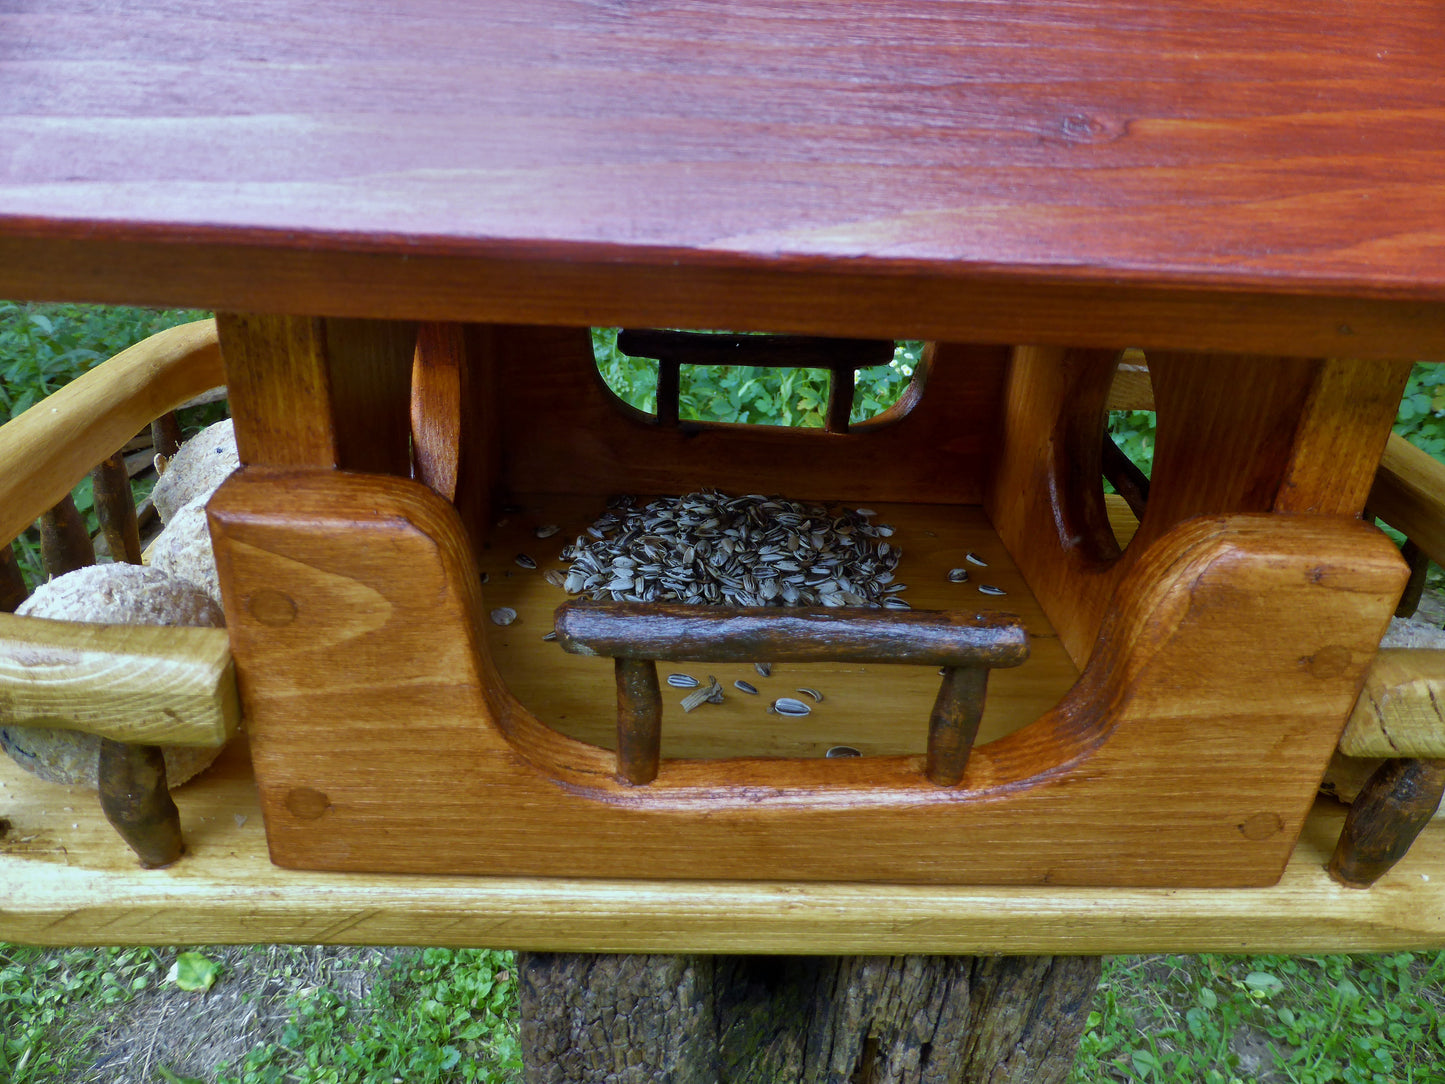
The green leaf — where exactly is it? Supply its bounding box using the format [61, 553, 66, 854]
[1244, 970, 1284, 997]
[166, 951, 221, 992]
[155, 1066, 208, 1084]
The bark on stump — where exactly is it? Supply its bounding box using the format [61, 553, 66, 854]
[519, 953, 1101, 1084]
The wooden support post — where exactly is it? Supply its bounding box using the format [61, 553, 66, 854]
[518, 952, 1101, 1084]
[825, 368, 854, 433]
[925, 666, 989, 786]
[97, 738, 184, 868]
[1395, 539, 1429, 619]
[91, 452, 143, 564]
[656, 358, 681, 427]
[0, 543, 26, 613]
[150, 412, 184, 461]
[1328, 757, 1445, 888]
[615, 658, 662, 785]
[40, 493, 95, 577]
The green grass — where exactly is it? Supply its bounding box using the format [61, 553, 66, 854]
[1075, 954, 1445, 1083]
[0, 944, 164, 1080]
[217, 949, 520, 1084]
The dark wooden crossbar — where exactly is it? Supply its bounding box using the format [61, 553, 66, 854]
[615, 330, 895, 434]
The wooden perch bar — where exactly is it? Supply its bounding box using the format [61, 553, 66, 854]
[557, 601, 1028, 785]
[555, 601, 1029, 668]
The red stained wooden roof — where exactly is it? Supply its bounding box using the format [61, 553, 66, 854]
[2, 0, 1443, 352]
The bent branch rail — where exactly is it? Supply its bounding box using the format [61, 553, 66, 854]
[0, 320, 230, 867]
[555, 601, 1029, 785]
[0, 318, 223, 549]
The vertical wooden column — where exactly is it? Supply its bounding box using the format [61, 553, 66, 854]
[216, 313, 417, 474]
[411, 323, 503, 541]
[324, 317, 418, 477]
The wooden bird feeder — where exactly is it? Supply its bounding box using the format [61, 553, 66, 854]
[3, 0, 1445, 958]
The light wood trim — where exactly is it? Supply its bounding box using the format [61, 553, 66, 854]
[1342, 649, 1445, 758]
[1105, 359, 1154, 412]
[0, 319, 223, 547]
[1369, 433, 1445, 570]
[3, 740, 1444, 953]
[0, 613, 238, 747]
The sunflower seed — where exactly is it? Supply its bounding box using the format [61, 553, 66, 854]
[978, 584, 1007, 596]
[795, 687, 824, 703]
[489, 607, 518, 626]
[965, 551, 988, 567]
[544, 569, 567, 588]
[542, 630, 558, 642]
[479, 572, 490, 584]
[825, 746, 862, 758]
[561, 491, 906, 609]
[680, 686, 712, 712]
[535, 524, 560, 538]
[772, 697, 812, 717]
[947, 568, 970, 583]
[667, 673, 701, 688]
[515, 553, 537, 569]
[754, 661, 773, 678]
[734, 680, 759, 695]
[882, 596, 912, 609]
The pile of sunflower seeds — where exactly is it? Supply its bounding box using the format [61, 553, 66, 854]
[558, 490, 906, 608]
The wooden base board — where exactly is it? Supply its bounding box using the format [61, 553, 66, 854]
[481, 496, 1079, 758]
[3, 738, 1444, 953]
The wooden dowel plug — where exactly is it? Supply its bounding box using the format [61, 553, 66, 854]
[92, 452, 143, 564]
[615, 658, 662, 785]
[97, 739, 185, 868]
[40, 493, 95, 578]
[0, 542, 27, 613]
[926, 666, 989, 786]
[1328, 757, 1445, 888]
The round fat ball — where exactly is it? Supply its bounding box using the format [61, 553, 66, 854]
[145, 497, 220, 605]
[152, 418, 238, 524]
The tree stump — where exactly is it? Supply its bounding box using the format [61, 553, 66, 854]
[519, 953, 1101, 1083]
